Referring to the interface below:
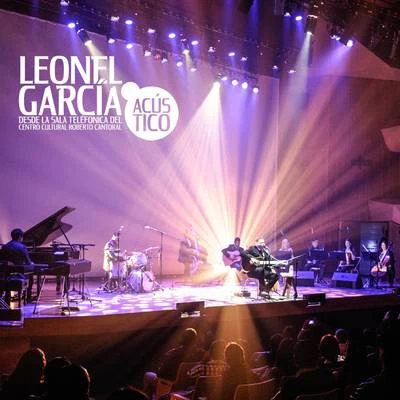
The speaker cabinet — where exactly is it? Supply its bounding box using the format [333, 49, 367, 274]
[331, 272, 362, 289]
[296, 271, 315, 286]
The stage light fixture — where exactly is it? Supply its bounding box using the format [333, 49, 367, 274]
[107, 36, 115, 44]
[67, 22, 76, 29]
[110, 15, 120, 22]
[181, 40, 190, 55]
[241, 81, 248, 89]
[240, 56, 248, 62]
[228, 51, 236, 57]
[143, 45, 152, 56]
[126, 42, 134, 49]
[339, 35, 354, 48]
[152, 49, 162, 60]
[295, 15, 303, 21]
[60, 0, 69, 6]
[252, 85, 259, 93]
[272, 65, 279, 71]
[305, 15, 318, 35]
[161, 52, 169, 63]
[77, 28, 91, 46]
[125, 19, 133, 25]
[213, 80, 221, 88]
[208, 46, 216, 53]
[168, 32, 176, 39]
[176, 58, 184, 67]
[191, 40, 199, 46]
[288, 68, 296, 74]
[231, 78, 239, 86]
[147, 27, 156, 34]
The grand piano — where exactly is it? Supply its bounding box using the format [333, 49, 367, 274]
[22, 206, 92, 313]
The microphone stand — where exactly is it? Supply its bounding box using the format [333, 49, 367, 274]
[144, 226, 167, 290]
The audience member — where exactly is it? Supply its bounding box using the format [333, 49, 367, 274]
[272, 340, 336, 400]
[0, 347, 46, 399]
[350, 317, 400, 399]
[143, 328, 205, 398]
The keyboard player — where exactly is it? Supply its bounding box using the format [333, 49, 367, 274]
[0, 228, 35, 300]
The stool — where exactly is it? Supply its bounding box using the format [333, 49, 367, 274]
[0, 279, 28, 307]
[243, 278, 260, 297]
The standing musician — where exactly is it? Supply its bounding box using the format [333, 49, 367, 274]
[242, 237, 279, 296]
[222, 237, 244, 270]
[371, 238, 395, 287]
[178, 224, 207, 278]
[103, 232, 124, 290]
[337, 239, 357, 272]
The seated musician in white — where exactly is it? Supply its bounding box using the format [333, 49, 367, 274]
[278, 238, 295, 297]
[222, 237, 244, 270]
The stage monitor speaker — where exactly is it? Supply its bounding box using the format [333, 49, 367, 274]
[331, 272, 362, 289]
[303, 293, 326, 305]
[176, 301, 205, 317]
[296, 271, 315, 286]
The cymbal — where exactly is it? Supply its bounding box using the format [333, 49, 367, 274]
[145, 246, 160, 253]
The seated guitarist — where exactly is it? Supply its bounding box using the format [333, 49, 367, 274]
[222, 237, 244, 270]
[242, 237, 279, 296]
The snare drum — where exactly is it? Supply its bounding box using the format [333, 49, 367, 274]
[127, 252, 148, 269]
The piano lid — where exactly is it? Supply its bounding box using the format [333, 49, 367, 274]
[23, 206, 75, 247]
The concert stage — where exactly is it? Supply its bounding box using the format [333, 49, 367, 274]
[1, 278, 400, 336]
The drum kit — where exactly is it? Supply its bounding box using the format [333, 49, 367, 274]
[105, 246, 161, 293]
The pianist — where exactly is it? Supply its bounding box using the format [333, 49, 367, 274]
[0, 228, 34, 300]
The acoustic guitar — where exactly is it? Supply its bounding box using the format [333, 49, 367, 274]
[222, 250, 242, 266]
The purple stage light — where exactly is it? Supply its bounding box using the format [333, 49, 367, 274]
[295, 15, 303, 21]
[232, 78, 239, 86]
[176, 60, 183, 67]
[125, 19, 133, 25]
[107, 37, 115, 44]
[168, 32, 176, 39]
[147, 28, 156, 34]
[126, 42, 133, 49]
[346, 39, 354, 48]
[191, 40, 199, 46]
[252, 86, 259, 94]
[228, 51, 235, 57]
[67, 22, 76, 29]
[241, 82, 248, 89]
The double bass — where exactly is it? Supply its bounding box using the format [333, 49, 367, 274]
[370, 242, 392, 278]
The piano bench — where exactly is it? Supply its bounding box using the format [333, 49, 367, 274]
[0, 278, 28, 307]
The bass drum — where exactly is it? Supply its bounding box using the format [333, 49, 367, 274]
[128, 270, 155, 293]
[142, 271, 155, 292]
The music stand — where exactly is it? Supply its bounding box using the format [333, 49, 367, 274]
[308, 249, 328, 284]
[361, 250, 380, 288]
[274, 251, 297, 299]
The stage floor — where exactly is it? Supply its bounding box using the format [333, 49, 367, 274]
[17, 277, 399, 319]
